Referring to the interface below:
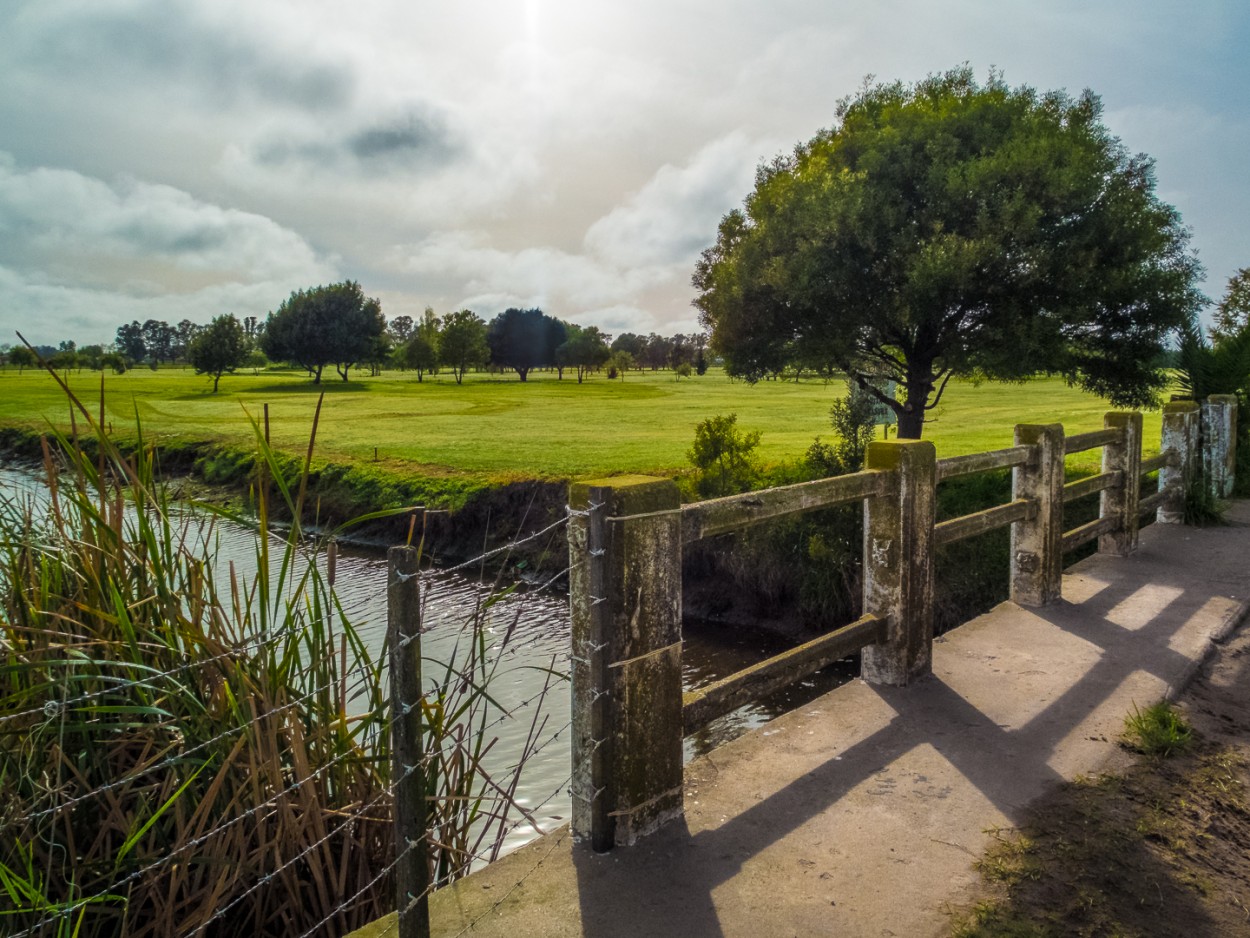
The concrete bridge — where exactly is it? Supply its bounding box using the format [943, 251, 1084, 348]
[354, 397, 1247, 937]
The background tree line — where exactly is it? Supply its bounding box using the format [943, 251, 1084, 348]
[0, 282, 714, 390]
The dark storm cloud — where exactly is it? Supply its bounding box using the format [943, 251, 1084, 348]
[254, 109, 461, 173]
[13, 2, 354, 111]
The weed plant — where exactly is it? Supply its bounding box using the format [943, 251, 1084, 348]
[1124, 701, 1194, 757]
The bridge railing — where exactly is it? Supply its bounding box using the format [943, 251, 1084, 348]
[567, 396, 1232, 851]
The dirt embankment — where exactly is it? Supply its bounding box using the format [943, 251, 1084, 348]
[951, 624, 1250, 937]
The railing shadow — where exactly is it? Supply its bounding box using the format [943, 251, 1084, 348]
[569, 527, 1243, 936]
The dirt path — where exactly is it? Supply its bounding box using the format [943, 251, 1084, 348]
[951, 622, 1250, 936]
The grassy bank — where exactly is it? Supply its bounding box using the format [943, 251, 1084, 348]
[0, 366, 1160, 485]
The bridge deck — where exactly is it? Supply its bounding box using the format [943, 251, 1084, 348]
[356, 501, 1250, 938]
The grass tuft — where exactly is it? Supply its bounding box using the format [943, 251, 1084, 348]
[1123, 700, 1194, 757]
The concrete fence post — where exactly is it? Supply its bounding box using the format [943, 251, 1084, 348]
[1010, 424, 1065, 606]
[1202, 394, 1237, 499]
[1099, 411, 1143, 556]
[1159, 401, 1200, 524]
[861, 440, 936, 685]
[568, 475, 684, 850]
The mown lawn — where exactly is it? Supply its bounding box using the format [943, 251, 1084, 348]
[0, 365, 1162, 480]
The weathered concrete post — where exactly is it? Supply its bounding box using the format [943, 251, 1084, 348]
[1010, 424, 1065, 606]
[1202, 394, 1237, 498]
[568, 476, 683, 850]
[862, 440, 936, 685]
[1099, 411, 1142, 556]
[1159, 401, 1200, 524]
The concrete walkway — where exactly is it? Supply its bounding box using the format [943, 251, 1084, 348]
[355, 503, 1250, 938]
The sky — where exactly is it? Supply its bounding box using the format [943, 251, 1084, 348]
[0, 0, 1246, 347]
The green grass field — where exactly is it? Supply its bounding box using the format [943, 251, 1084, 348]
[0, 364, 1162, 481]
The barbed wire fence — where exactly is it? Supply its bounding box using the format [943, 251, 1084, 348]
[1, 494, 587, 938]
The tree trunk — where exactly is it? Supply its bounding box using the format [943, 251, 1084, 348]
[896, 406, 924, 439]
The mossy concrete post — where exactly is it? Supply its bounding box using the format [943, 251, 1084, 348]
[1010, 424, 1065, 606]
[861, 440, 936, 685]
[1202, 394, 1237, 498]
[1099, 411, 1142, 556]
[1159, 401, 1200, 524]
[568, 476, 683, 850]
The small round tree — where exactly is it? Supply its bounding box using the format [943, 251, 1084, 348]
[188, 314, 247, 392]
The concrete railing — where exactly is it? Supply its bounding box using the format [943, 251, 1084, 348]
[566, 398, 1233, 851]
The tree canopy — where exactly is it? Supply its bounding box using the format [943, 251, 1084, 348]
[440, 310, 488, 384]
[261, 281, 385, 383]
[187, 314, 247, 392]
[486, 308, 566, 381]
[694, 67, 1203, 438]
[1211, 268, 1250, 345]
[556, 324, 611, 382]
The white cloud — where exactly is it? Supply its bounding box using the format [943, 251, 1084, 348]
[584, 131, 772, 270]
[0, 154, 327, 285]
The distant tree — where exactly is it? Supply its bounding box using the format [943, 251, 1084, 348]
[389, 314, 415, 344]
[262, 281, 386, 383]
[188, 314, 247, 392]
[641, 334, 673, 371]
[607, 350, 634, 379]
[363, 333, 392, 376]
[1211, 269, 1250, 345]
[8, 346, 36, 373]
[115, 321, 146, 364]
[439, 310, 488, 384]
[101, 351, 128, 374]
[243, 347, 268, 374]
[669, 335, 694, 370]
[77, 344, 105, 370]
[556, 325, 611, 383]
[173, 319, 200, 360]
[695, 67, 1202, 438]
[141, 319, 176, 365]
[486, 308, 566, 381]
[610, 332, 646, 366]
[675, 362, 693, 380]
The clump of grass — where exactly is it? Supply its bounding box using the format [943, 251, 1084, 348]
[1123, 701, 1194, 757]
[1183, 476, 1226, 526]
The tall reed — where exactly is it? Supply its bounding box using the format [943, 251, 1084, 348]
[0, 369, 565, 937]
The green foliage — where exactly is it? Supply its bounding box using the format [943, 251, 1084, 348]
[7, 345, 36, 372]
[1183, 475, 1226, 526]
[485, 308, 566, 382]
[1123, 701, 1193, 757]
[261, 280, 385, 383]
[439, 309, 489, 384]
[1210, 267, 1250, 345]
[694, 66, 1202, 439]
[555, 324, 611, 382]
[187, 313, 247, 392]
[686, 413, 762, 498]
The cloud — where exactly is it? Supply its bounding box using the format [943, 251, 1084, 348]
[7, 0, 354, 111]
[249, 107, 461, 174]
[0, 154, 326, 284]
[584, 131, 772, 270]
[0, 153, 336, 342]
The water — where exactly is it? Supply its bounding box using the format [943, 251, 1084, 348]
[0, 464, 853, 858]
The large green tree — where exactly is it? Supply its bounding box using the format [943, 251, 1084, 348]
[187, 314, 247, 392]
[556, 324, 611, 383]
[261, 281, 385, 383]
[694, 68, 1203, 438]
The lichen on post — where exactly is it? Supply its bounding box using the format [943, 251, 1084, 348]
[568, 475, 684, 849]
[861, 440, 936, 685]
[1011, 424, 1065, 606]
